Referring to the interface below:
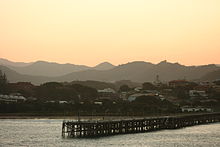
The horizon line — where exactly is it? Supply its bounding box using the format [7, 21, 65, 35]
[0, 57, 219, 67]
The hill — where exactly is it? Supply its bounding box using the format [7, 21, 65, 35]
[57, 61, 219, 83]
[70, 80, 116, 90]
[7, 61, 90, 77]
[199, 69, 220, 81]
[1, 60, 220, 84]
[0, 58, 32, 67]
[0, 65, 52, 84]
[1, 58, 115, 77]
[93, 62, 115, 70]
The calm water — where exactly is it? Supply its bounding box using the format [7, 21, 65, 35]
[0, 119, 219, 147]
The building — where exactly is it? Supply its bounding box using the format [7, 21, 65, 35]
[98, 88, 118, 99]
[119, 92, 128, 101]
[94, 101, 103, 105]
[59, 101, 68, 104]
[142, 90, 159, 95]
[212, 85, 220, 92]
[128, 93, 150, 102]
[189, 90, 208, 99]
[0, 94, 26, 103]
[194, 85, 210, 92]
[158, 95, 165, 101]
[98, 88, 116, 93]
[169, 80, 189, 88]
[199, 81, 214, 86]
[153, 75, 163, 87]
[134, 87, 142, 92]
[181, 106, 212, 112]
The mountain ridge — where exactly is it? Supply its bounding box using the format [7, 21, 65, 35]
[0, 58, 115, 77]
[200, 69, 220, 81]
[93, 62, 115, 70]
[0, 58, 32, 67]
[0, 58, 219, 84]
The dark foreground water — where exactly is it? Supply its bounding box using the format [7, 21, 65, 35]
[0, 119, 219, 147]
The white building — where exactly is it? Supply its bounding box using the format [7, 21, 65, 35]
[94, 101, 103, 105]
[98, 88, 117, 99]
[189, 90, 208, 98]
[158, 95, 165, 101]
[181, 106, 212, 112]
[134, 87, 142, 92]
[0, 94, 26, 103]
[59, 101, 68, 104]
[98, 88, 116, 93]
[199, 81, 214, 86]
[128, 93, 149, 102]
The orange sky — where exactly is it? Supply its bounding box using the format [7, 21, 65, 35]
[0, 0, 220, 66]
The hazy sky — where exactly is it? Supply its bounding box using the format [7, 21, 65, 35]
[0, 0, 220, 66]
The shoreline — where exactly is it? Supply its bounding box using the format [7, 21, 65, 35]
[0, 113, 134, 120]
[0, 112, 218, 120]
[0, 115, 136, 120]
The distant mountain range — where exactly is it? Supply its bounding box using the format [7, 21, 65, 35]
[0, 58, 32, 67]
[93, 62, 115, 71]
[55, 61, 220, 83]
[0, 65, 52, 84]
[0, 58, 115, 77]
[0, 58, 219, 85]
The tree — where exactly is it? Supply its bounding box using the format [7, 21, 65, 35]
[214, 80, 220, 86]
[119, 85, 130, 92]
[35, 82, 98, 101]
[142, 82, 156, 90]
[0, 70, 8, 94]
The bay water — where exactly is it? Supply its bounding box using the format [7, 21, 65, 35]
[0, 119, 219, 147]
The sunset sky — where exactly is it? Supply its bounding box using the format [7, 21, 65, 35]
[0, 0, 220, 66]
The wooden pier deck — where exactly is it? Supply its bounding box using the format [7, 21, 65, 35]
[62, 113, 220, 138]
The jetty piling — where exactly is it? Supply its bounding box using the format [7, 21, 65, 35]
[62, 113, 220, 138]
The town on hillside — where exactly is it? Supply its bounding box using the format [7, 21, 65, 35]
[0, 71, 220, 116]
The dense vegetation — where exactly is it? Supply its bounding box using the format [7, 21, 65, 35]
[0, 96, 179, 116]
[0, 70, 8, 94]
[1, 70, 220, 116]
[35, 82, 98, 102]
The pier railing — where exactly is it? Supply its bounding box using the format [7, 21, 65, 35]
[62, 113, 220, 138]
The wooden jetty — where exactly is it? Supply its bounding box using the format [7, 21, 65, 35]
[62, 113, 220, 138]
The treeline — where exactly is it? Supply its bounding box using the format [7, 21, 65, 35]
[0, 70, 8, 94]
[35, 82, 98, 102]
[0, 69, 98, 102]
[0, 96, 179, 115]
